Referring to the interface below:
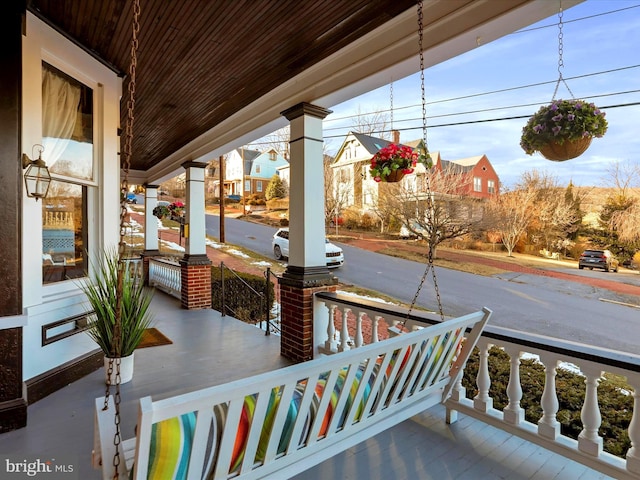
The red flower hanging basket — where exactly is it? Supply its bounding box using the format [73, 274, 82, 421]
[384, 170, 406, 183]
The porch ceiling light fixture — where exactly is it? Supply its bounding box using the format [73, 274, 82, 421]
[22, 144, 51, 201]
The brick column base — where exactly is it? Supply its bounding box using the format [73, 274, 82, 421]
[180, 254, 212, 309]
[141, 249, 160, 286]
[279, 266, 337, 363]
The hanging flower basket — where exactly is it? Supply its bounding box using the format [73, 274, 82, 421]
[153, 201, 184, 220]
[538, 136, 592, 162]
[369, 143, 432, 183]
[520, 99, 608, 162]
[385, 169, 406, 182]
[152, 204, 169, 219]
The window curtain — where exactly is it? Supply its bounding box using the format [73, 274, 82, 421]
[42, 67, 81, 169]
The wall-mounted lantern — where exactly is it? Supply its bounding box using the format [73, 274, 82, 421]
[22, 144, 51, 201]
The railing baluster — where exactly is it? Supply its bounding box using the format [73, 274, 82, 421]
[503, 346, 524, 425]
[473, 340, 493, 412]
[355, 312, 364, 348]
[578, 364, 603, 456]
[371, 315, 381, 344]
[625, 372, 640, 474]
[538, 353, 560, 440]
[148, 258, 182, 299]
[324, 304, 337, 352]
[338, 307, 351, 352]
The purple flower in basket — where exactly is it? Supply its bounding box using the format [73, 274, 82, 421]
[520, 98, 608, 156]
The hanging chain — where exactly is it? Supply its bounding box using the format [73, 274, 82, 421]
[389, 81, 394, 134]
[403, 0, 445, 328]
[552, 0, 574, 100]
[102, 0, 140, 478]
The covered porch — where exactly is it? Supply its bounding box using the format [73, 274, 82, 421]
[2, 1, 637, 478]
[0, 292, 615, 479]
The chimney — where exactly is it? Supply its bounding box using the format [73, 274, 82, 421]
[392, 129, 400, 144]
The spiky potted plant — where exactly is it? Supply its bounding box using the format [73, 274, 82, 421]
[80, 248, 154, 384]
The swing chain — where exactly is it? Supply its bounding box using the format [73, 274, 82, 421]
[552, 0, 574, 100]
[403, 0, 445, 327]
[104, 0, 140, 477]
[389, 81, 394, 132]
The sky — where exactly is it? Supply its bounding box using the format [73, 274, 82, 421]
[318, 0, 640, 189]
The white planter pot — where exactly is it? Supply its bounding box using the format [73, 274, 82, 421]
[104, 353, 135, 385]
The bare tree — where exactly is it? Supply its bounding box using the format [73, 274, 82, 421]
[350, 106, 391, 139]
[515, 170, 582, 250]
[249, 126, 291, 159]
[610, 200, 640, 242]
[604, 160, 640, 197]
[486, 186, 537, 257]
[324, 156, 352, 227]
[377, 167, 483, 258]
[602, 160, 640, 243]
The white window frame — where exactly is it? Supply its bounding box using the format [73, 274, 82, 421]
[473, 177, 482, 192]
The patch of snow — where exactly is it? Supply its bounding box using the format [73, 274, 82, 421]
[226, 249, 250, 258]
[252, 261, 273, 267]
[206, 239, 223, 249]
[520, 352, 583, 376]
[160, 240, 185, 252]
[337, 290, 398, 305]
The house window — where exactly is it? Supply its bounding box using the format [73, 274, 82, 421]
[256, 164, 261, 174]
[256, 180, 263, 192]
[269, 151, 276, 161]
[43, 63, 94, 181]
[245, 180, 250, 193]
[42, 182, 87, 284]
[488, 180, 496, 194]
[473, 177, 482, 192]
[41, 62, 93, 284]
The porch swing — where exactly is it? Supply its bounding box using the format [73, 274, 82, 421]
[93, 2, 490, 479]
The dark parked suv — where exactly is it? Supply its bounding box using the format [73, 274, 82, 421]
[578, 249, 619, 272]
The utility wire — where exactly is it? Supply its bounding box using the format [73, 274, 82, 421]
[324, 89, 640, 133]
[325, 65, 640, 125]
[322, 101, 640, 140]
[515, 3, 640, 33]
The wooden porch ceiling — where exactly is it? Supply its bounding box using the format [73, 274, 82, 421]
[26, 0, 579, 182]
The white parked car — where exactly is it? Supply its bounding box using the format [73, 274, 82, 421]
[399, 221, 428, 239]
[272, 228, 344, 268]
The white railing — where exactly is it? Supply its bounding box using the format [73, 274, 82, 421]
[149, 257, 181, 299]
[314, 291, 640, 480]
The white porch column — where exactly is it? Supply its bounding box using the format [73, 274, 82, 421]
[182, 161, 208, 256]
[143, 184, 159, 252]
[279, 103, 336, 363]
[141, 184, 161, 287]
[281, 102, 332, 281]
[180, 161, 211, 309]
